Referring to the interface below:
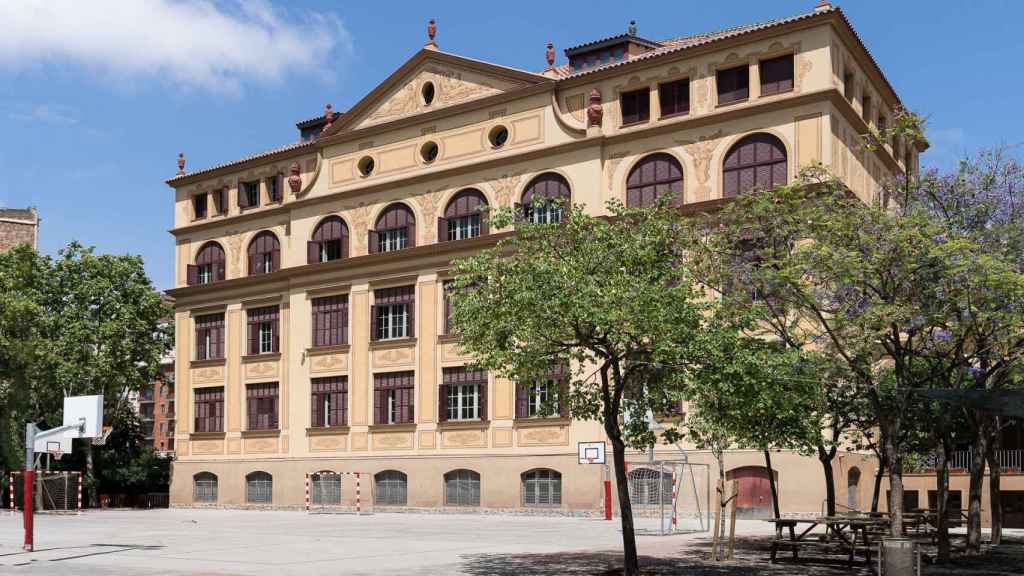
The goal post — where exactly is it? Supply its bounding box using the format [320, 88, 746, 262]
[9, 471, 82, 515]
[626, 459, 710, 535]
[304, 471, 374, 515]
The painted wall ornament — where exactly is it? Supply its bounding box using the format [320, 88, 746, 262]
[586, 88, 603, 128]
[288, 161, 302, 195]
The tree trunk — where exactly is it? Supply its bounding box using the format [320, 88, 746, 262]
[884, 434, 905, 536]
[84, 443, 96, 508]
[987, 421, 1002, 546]
[764, 450, 781, 519]
[610, 434, 639, 575]
[966, 421, 987, 555]
[818, 444, 836, 517]
[871, 453, 886, 513]
[715, 447, 727, 561]
[935, 437, 952, 563]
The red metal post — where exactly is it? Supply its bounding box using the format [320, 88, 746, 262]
[22, 469, 34, 551]
[604, 464, 612, 521]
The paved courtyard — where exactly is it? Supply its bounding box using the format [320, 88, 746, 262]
[0, 509, 734, 575]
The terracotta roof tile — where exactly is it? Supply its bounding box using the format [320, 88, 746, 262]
[166, 140, 314, 184]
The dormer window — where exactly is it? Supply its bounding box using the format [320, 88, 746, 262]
[565, 32, 660, 72]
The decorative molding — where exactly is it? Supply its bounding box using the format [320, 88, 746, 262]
[675, 130, 724, 202]
[310, 352, 348, 374]
[490, 173, 521, 209]
[373, 431, 415, 450]
[517, 424, 568, 446]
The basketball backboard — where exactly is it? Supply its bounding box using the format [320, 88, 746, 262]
[578, 441, 606, 464]
[62, 395, 103, 439]
[33, 435, 71, 458]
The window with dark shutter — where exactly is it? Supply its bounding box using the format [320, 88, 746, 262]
[759, 54, 794, 96]
[192, 242, 225, 285]
[247, 231, 280, 275]
[843, 71, 855, 101]
[444, 469, 481, 507]
[520, 173, 571, 224]
[620, 88, 650, 125]
[241, 180, 260, 208]
[213, 188, 227, 214]
[862, 93, 873, 123]
[443, 366, 487, 421]
[625, 153, 684, 208]
[516, 363, 568, 419]
[717, 65, 749, 105]
[309, 216, 350, 264]
[372, 203, 415, 253]
[267, 174, 282, 203]
[311, 376, 347, 427]
[522, 469, 562, 507]
[440, 189, 488, 242]
[193, 193, 208, 219]
[195, 313, 225, 360]
[247, 306, 279, 355]
[722, 133, 788, 197]
[658, 78, 690, 117]
[373, 285, 415, 341]
[194, 387, 224, 433]
[246, 382, 279, 430]
[373, 371, 415, 425]
[311, 295, 348, 347]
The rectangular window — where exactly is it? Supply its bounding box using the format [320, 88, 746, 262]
[862, 93, 873, 123]
[658, 78, 690, 117]
[193, 193, 208, 219]
[717, 65, 749, 104]
[620, 88, 650, 125]
[197, 264, 212, 285]
[843, 70, 855, 101]
[378, 227, 409, 252]
[247, 306, 279, 355]
[759, 54, 794, 96]
[194, 387, 224, 433]
[242, 181, 260, 208]
[266, 175, 281, 203]
[246, 382, 279, 430]
[447, 214, 481, 241]
[527, 380, 558, 417]
[311, 295, 348, 347]
[213, 188, 226, 214]
[442, 367, 487, 422]
[372, 286, 414, 341]
[195, 313, 224, 360]
[311, 376, 347, 427]
[373, 371, 414, 425]
[516, 364, 567, 419]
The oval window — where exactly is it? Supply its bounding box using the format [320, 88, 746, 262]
[358, 156, 375, 177]
[488, 125, 509, 149]
[420, 141, 439, 163]
[422, 82, 436, 106]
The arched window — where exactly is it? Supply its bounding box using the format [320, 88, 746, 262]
[847, 467, 862, 511]
[521, 468, 562, 507]
[628, 468, 673, 506]
[521, 173, 571, 224]
[375, 470, 408, 506]
[439, 189, 488, 242]
[722, 133, 788, 197]
[246, 471, 273, 504]
[444, 469, 480, 507]
[370, 203, 416, 253]
[193, 472, 218, 503]
[308, 216, 350, 264]
[626, 153, 684, 208]
[247, 231, 280, 276]
[310, 471, 342, 505]
[188, 242, 225, 285]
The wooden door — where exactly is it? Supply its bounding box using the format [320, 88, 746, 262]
[728, 466, 774, 518]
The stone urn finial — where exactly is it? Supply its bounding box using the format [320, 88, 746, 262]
[176, 152, 186, 175]
[628, 20, 637, 36]
[586, 88, 603, 128]
[320, 103, 334, 136]
[426, 18, 437, 48]
[288, 161, 302, 195]
[545, 43, 555, 67]
[815, 1, 832, 12]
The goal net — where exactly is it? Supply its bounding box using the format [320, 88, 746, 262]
[8, 471, 82, 514]
[626, 460, 709, 535]
[305, 471, 374, 515]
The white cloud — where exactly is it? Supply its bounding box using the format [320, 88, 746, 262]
[9, 104, 80, 125]
[0, 0, 351, 94]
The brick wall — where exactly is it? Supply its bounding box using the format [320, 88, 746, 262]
[0, 208, 38, 252]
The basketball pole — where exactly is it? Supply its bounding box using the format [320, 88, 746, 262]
[23, 423, 35, 552]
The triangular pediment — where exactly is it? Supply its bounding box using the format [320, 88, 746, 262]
[326, 50, 549, 135]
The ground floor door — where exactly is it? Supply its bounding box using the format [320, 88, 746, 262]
[727, 466, 774, 519]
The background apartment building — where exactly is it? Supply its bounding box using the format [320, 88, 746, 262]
[164, 3, 923, 516]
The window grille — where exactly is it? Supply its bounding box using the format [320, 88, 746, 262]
[522, 469, 562, 507]
[193, 472, 218, 503]
[374, 470, 408, 506]
[246, 471, 273, 504]
[445, 469, 480, 507]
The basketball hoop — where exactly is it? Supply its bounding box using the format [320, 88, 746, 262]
[91, 426, 113, 446]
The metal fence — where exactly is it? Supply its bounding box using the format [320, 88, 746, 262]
[950, 449, 1022, 471]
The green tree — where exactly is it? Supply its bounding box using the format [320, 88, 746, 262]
[449, 198, 726, 576]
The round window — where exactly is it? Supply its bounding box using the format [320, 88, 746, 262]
[357, 156, 375, 177]
[422, 82, 436, 106]
[488, 125, 509, 148]
[420, 141, 439, 163]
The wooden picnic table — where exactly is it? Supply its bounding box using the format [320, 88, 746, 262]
[766, 516, 890, 567]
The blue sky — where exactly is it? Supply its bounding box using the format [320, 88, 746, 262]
[1, 0, 1021, 291]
